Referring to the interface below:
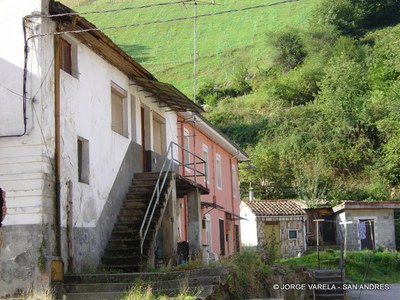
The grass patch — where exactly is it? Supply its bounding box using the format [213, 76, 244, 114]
[59, 0, 321, 95]
[280, 250, 400, 283]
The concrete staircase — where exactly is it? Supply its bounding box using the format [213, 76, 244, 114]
[312, 269, 345, 300]
[101, 172, 172, 272]
[62, 267, 231, 300]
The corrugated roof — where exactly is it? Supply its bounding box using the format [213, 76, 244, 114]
[244, 200, 306, 216]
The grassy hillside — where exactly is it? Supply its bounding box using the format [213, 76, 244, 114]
[60, 0, 320, 96]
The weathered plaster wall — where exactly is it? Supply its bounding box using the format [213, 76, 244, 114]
[58, 34, 179, 272]
[336, 209, 396, 251]
[0, 0, 58, 296]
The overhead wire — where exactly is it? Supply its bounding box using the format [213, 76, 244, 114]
[41, 0, 195, 18]
[30, 0, 299, 38]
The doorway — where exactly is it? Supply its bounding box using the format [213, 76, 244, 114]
[359, 219, 375, 250]
[219, 219, 225, 256]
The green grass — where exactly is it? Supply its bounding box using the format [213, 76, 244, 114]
[280, 250, 400, 283]
[59, 0, 321, 96]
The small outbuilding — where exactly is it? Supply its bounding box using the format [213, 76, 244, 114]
[240, 200, 307, 258]
[333, 201, 400, 251]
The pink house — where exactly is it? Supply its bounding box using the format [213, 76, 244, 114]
[177, 112, 248, 258]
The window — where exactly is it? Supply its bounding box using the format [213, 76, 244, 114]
[216, 153, 222, 189]
[183, 128, 190, 167]
[202, 144, 209, 183]
[111, 82, 128, 137]
[231, 164, 237, 197]
[59, 37, 78, 77]
[153, 113, 166, 154]
[288, 229, 298, 240]
[77, 137, 90, 184]
[60, 38, 72, 74]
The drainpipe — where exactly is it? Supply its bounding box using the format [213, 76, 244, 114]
[54, 33, 62, 258]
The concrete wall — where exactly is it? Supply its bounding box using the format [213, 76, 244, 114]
[336, 209, 396, 251]
[239, 202, 257, 246]
[0, 0, 58, 296]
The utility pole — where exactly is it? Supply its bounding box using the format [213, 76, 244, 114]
[314, 219, 324, 269]
[193, 0, 197, 104]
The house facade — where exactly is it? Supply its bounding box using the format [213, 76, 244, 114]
[0, 0, 243, 296]
[240, 200, 307, 258]
[333, 201, 400, 251]
[177, 112, 248, 259]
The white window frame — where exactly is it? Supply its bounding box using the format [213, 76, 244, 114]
[231, 163, 237, 197]
[216, 153, 222, 190]
[184, 128, 191, 169]
[111, 82, 128, 137]
[202, 144, 209, 184]
[288, 229, 298, 240]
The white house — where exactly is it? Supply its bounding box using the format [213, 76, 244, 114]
[0, 0, 208, 296]
[240, 200, 307, 258]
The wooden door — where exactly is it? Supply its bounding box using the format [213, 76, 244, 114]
[265, 222, 281, 258]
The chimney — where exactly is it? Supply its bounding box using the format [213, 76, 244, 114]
[249, 185, 254, 201]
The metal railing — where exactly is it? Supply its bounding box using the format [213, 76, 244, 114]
[139, 141, 207, 254]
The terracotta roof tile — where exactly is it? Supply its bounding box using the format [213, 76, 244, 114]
[244, 200, 306, 216]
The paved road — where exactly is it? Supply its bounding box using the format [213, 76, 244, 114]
[346, 283, 400, 300]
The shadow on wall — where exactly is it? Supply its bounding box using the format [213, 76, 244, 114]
[0, 57, 33, 136]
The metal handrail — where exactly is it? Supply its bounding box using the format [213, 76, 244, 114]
[139, 141, 208, 254]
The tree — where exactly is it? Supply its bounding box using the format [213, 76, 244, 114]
[270, 30, 307, 72]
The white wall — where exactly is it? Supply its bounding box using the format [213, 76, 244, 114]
[0, 0, 55, 226]
[240, 202, 258, 246]
[59, 35, 179, 228]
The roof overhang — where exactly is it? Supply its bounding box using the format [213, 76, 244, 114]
[50, 2, 203, 114]
[130, 77, 203, 113]
[333, 201, 400, 213]
[179, 111, 248, 161]
[50, 1, 155, 80]
[257, 215, 307, 221]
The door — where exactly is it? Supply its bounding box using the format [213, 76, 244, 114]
[219, 219, 225, 256]
[141, 107, 146, 172]
[359, 219, 375, 250]
[265, 222, 281, 258]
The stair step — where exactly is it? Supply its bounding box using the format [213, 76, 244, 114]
[64, 291, 123, 300]
[152, 275, 222, 290]
[102, 256, 144, 266]
[134, 172, 172, 180]
[103, 264, 143, 273]
[64, 282, 133, 293]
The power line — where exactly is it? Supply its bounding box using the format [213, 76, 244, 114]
[0, 83, 24, 98]
[40, 0, 195, 18]
[31, 0, 299, 38]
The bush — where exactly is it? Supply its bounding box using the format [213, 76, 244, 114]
[270, 30, 307, 72]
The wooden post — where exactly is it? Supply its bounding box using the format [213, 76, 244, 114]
[314, 219, 324, 269]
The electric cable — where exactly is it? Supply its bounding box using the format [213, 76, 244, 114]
[30, 0, 300, 38]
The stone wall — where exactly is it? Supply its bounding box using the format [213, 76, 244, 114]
[256, 216, 306, 258]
